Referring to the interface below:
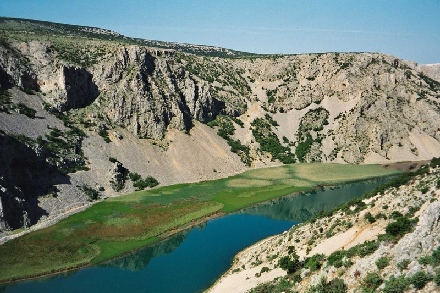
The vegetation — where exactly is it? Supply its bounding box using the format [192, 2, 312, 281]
[15, 102, 37, 118]
[0, 89, 37, 118]
[80, 185, 100, 201]
[98, 128, 111, 143]
[10, 125, 88, 174]
[207, 115, 252, 165]
[410, 271, 432, 289]
[361, 272, 383, 292]
[0, 163, 400, 282]
[251, 117, 295, 164]
[304, 254, 325, 272]
[375, 256, 390, 270]
[382, 275, 409, 293]
[248, 276, 294, 293]
[295, 108, 329, 162]
[306, 277, 347, 293]
[278, 251, 300, 274]
[132, 176, 159, 191]
[385, 215, 413, 237]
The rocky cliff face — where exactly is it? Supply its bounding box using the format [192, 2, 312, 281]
[92, 46, 228, 139]
[0, 18, 440, 235]
[0, 132, 66, 230]
[419, 63, 440, 82]
[2, 36, 439, 160]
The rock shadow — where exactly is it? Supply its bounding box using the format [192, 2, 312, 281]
[0, 132, 71, 230]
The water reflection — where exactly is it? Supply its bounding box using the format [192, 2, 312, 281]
[241, 179, 387, 222]
[102, 227, 192, 271]
[2, 178, 388, 293]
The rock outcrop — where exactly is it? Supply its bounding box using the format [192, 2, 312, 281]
[0, 132, 64, 231]
[419, 63, 440, 82]
[0, 17, 439, 237]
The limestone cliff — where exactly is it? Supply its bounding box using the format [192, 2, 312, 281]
[1, 17, 440, 236]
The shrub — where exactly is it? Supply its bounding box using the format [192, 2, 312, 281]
[98, 129, 111, 143]
[418, 255, 434, 265]
[306, 277, 347, 293]
[382, 275, 409, 293]
[128, 172, 141, 182]
[410, 271, 432, 289]
[434, 268, 440, 286]
[432, 246, 440, 265]
[81, 185, 99, 201]
[251, 117, 295, 164]
[278, 252, 300, 274]
[420, 186, 429, 194]
[390, 211, 403, 219]
[260, 266, 270, 273]
[133, 176, 159, 190]
[304, 254, 325, 271]
[326, 278, 347, 293]
[365, 212, 376, 223]
[327, 250, 347, 268]
[16, 103, 36, 118]
[248, 276, 293, 293]
[361, 272, 383, 291]
[348, 240, 379, 257]
[109, 157, 118, 163]
[385, 216, 412, 237]
[376, 256, 390, 270]
[430, 157, 440, 168]
[397, 259, 410, 270]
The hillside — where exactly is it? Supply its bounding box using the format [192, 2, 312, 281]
[0, 17, 440, 235]
[208, 160, 440, 293]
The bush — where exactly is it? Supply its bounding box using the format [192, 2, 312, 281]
[278, 252, 300, 274]
[410, 271, 432, 289]
[133, 176, 159, 190]
[432, 246, 440, 265]
[434, 268, 440, 286]
[376, 256, 390, 270]
[418, 255, 434, 265]
[16, 103, 36, 118]
[326, 278, 347, 293]
[365, 212, 376, 223]
[304, 254, 325, 271]
[382, 275, 409, 293]
[327, 250, 347, 268]
[385, 216, 412, 237]
[397, 259, 410, 270]
[98, 129, 111, 143]
[251, 117, 295, 164]
[109, 157, 118, 163]
[361, 272, 383, 291]
[306, 277, 347, 293]
[260, 266, 270, 273]
[348, 240, 379, 258]
[128, 172, 141, 181]
[81, 185, 99, 201]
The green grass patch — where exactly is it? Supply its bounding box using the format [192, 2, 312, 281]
[0, 163, 400, 282]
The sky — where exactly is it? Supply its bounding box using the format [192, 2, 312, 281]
[1, 0, 439, 64]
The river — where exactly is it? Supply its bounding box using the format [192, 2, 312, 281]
[1, 178, 386, 293]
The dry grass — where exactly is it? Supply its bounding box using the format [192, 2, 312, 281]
[227, 179, 272, 188]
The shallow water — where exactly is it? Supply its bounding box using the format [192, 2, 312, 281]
[2, 178, 386, 293]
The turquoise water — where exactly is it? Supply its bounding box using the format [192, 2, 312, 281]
[1, 178, 386, 293]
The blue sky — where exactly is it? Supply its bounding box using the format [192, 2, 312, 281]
[1, 0, 439, 63]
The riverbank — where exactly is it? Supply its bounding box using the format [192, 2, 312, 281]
[0, 163, 401, 283]
[207, 162, 440, 293]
